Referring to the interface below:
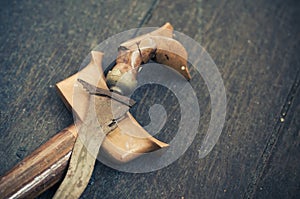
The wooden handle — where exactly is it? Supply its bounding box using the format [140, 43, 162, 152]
[106, 23, 191, 95]
[0, 125, 77, 199]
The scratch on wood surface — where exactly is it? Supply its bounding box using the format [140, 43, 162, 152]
[244, 70, 300, 198]
[138, 0, 160, 28]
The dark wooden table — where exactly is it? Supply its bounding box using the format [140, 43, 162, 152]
[1, 0, 299, 198]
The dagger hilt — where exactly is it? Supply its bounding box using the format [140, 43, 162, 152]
[106, 23, 191, 95]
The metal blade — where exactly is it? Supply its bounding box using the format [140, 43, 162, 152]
[53, 89, 130, 198]
[78, 79, 135, 107]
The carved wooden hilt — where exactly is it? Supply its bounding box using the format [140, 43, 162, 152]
[106, 22, 191, 95]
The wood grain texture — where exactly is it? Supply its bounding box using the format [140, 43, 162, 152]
[0, 0, 299, 198]
[0, 125, 77, 199]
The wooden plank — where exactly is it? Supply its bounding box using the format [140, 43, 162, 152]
[1, 0, 300, 198]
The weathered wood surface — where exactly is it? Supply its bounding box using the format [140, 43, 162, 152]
[0, 0, 299, 198]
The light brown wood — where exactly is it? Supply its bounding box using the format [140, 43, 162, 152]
[56, 50, 169, 164]
[52, 47, 170, 198]
[119, 23, 191, 79]
[106, 22, 191, 95]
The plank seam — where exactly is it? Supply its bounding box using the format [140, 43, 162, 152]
[137, 0, 160, 28]
[244, 69, 300, 198]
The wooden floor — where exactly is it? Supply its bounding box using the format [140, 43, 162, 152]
[0, 0, 299, 198]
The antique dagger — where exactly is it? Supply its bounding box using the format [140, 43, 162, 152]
[0, 22, 191, 198]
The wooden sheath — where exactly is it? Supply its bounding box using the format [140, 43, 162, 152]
[0, 125, 77, 199]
